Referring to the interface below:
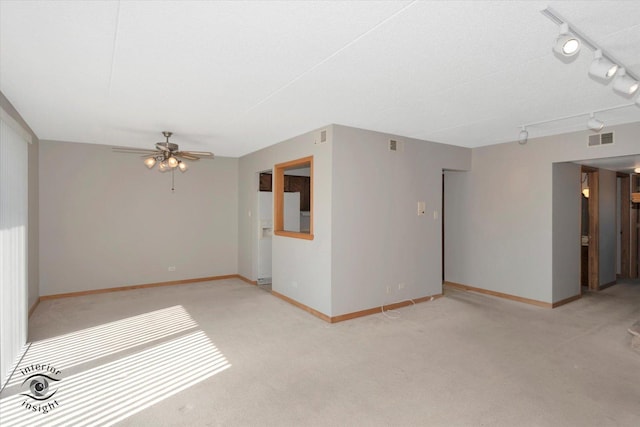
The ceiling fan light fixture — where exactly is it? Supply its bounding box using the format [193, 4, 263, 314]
[613, 68, 639, 95]
[553, 23, 580, 57]
[112, 132, 213, 188]
[144, 157, 156, 169]
[587, 113, 604, 131]
[588, 49, 618, 80]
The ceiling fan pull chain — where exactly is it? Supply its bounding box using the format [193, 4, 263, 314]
[171, 168, 175, 192]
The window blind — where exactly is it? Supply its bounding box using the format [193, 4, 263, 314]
[0, 110, 29, 388]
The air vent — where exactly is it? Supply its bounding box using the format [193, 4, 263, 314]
[389, 139, 397, 151]
[588, 132, 614, 146]
[314, 128, 328, 144]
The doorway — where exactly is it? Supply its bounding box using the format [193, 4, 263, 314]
[632, 174, 640, 278]
[257, 170, 273, 292]
[581, 167, 599, 291]
[617, 173, 631, 278]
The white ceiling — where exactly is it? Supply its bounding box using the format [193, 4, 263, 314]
[1, 1, 639, 157]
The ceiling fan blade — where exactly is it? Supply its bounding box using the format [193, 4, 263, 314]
[174, 153, 200, 160]
[112, 147, 159, 154]
[183, 151, 214, 157]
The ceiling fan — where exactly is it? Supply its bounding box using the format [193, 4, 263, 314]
[113, 131, 214, 173]
[113, 131, 214, 191]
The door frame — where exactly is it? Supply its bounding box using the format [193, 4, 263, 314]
[617, 173, 631, 278]
[632, 174, 640, 279]
[582, 166, 599, 291]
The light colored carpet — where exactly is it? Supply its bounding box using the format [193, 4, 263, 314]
[1, 279, 639, 426]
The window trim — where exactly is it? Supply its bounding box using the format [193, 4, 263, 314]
[273, 156, 313, 240]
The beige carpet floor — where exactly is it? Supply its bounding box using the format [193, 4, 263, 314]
[1, 278, 639, 426]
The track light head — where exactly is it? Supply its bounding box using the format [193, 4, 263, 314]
[553, 23, 580, 57]
[613, 68, 639, 96]
[518, 127, 528, 145]
[588, 49, 618, 80]
[587, 113, 604, 132]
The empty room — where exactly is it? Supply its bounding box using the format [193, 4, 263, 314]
[1, 1, 640, 426]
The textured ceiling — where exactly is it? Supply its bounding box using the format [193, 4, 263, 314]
[1, 1, 639, 157]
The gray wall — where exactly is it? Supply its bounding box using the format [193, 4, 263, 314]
[446, 122, 640, 304]
[238, 127, 333, 315]
[0, 91, 39, 310]
[599, 168, 617, 286]
[552, 162, 580, 302]
[39, 140, 238, 295]
[331, 125, 470, 316]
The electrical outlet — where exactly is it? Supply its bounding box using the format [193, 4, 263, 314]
[398, 283, 405, 290]
[168, 266, 176, 271]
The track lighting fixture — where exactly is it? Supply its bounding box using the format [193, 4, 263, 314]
[588, 49, 618, 80]
[518, 127, 528, 145]
[553, 22, 580, 57]
[542, 7, 639, 104]
[587, 113, 604, 131]
[613, 68, 639, 96]
[517, 103, 635, 143]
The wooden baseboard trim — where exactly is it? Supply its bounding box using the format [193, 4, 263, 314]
[551, 294, 581, 308]
[598, 280, 617, 291]
[271, 291, 442, 323]
[236, 275, 258, 285]
[271, 290, 331, 322]
[28, 298, 41, 318]
[330, 294, 442, 323]
[40, 274, 240, 300]
[444, 281, 551, 308]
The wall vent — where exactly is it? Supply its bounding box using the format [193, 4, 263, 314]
[588, 132, 614, 146]
[314, 128, 328, 144]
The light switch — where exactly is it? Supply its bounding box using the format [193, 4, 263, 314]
[433, 210, 438, 220]
[418, 202, 426, 216]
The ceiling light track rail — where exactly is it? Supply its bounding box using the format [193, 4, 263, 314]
[522, 103, 635, 129]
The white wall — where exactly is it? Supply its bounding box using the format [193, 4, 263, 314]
[599, 168, 617, 286]
[446, 122, 640, 304]
[238, 127, 332, 315]
[552, 162, 580, 302]
[331, 125, 470, 316]
[39, 140, 238, 295]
